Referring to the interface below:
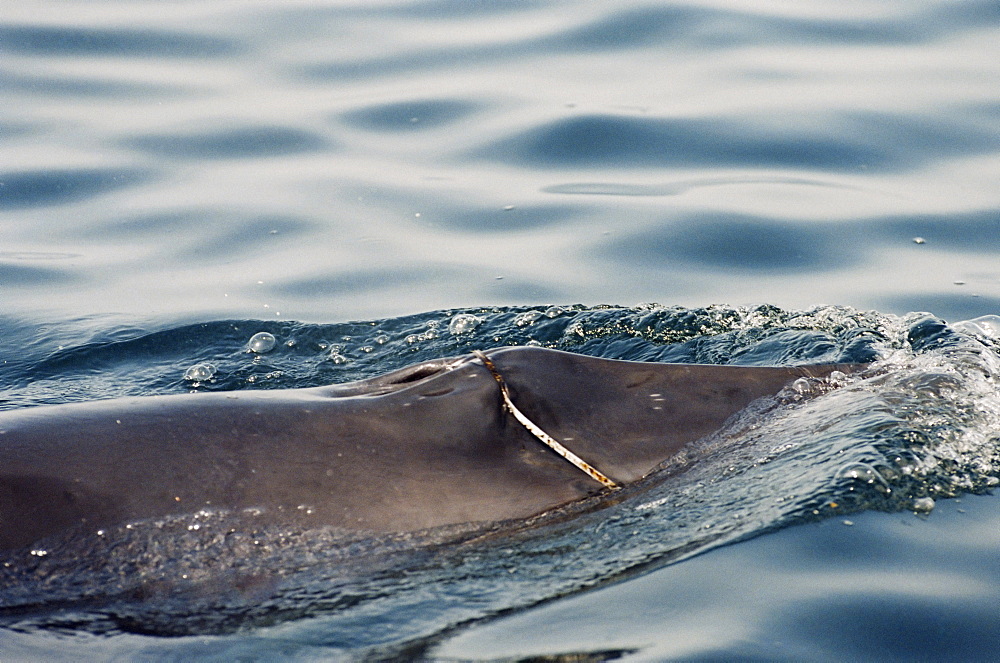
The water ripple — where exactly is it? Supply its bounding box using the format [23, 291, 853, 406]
[886, 294, 1000, 323]
[602, 212, 854, 273]
[436, 204, 582, 233]
[125, 126, 331, 160]
[0, 262, 74, 287]
[298, 2, 994, 82]
[0, 169, 149, 210]
[478, 113, 998, 172]
[477, 114, 886, 171]
[267, 267, 458, 298]
[0, 70, 182, 98]
[339, 99, 479, 132]
[0, 24, 238, 58]
[543, 176, 858, 197]
[881, 209, 1000, 253]
[601, 207, 1000, 276]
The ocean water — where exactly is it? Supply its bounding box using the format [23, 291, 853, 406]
[1, 0, 999, 660]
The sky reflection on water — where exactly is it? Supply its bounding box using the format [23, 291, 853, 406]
[1, 0, 998, 324]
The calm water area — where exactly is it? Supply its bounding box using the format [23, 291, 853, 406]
[1, 1, 1000, 660]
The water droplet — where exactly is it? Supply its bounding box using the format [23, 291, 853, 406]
[247, 332, 277, 353]
[449, 313, 481, 335]
[912, 237, 926, 244]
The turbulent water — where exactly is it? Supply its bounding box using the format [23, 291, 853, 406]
[2, 0, 1000, 660]
[2, 305, 1000, 659]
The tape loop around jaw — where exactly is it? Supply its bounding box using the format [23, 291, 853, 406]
[472, 350, 620, 491]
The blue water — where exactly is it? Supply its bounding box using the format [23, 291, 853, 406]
[2, 1, 1000, 660]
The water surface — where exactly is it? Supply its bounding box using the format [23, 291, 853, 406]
[1, 0, 999, 660]
[1, 0, 998, 324]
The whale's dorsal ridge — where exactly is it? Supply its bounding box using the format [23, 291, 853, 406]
[0, 346, 860, 551]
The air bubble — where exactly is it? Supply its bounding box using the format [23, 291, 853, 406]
[247, 332, 277, 353]
[791, 377, 812, 395]
[183, 363, 217, 382]
[836, 462, 891, 493]
[449, 313, 481, 335]
[514, 311, 543, 327]
[912, 496, 935, 512]
[827, 370, 848, 386]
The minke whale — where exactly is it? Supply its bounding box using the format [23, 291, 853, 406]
[0, 347, 857, 552]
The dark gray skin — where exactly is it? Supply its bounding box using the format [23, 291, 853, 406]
[0, 347, 857, 552]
